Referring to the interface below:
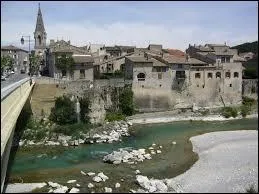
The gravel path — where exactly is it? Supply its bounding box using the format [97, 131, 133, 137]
[165, 130, 258, 193]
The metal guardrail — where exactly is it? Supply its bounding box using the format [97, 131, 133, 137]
[1, 77, 32, 100]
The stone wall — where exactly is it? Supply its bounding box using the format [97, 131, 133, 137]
[242, 79, 258, 99]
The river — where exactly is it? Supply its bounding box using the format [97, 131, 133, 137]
[6, 118, 258, 193]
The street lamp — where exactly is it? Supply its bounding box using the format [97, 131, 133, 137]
[21, 35, 33, 84]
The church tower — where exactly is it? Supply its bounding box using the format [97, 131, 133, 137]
[34, 3, 47, 56]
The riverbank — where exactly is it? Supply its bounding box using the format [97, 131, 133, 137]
[135, 130, 258, 193]
[128, 112, 258, 124]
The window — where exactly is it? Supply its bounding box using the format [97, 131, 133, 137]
[142, 85, 144, 88]
[195, 73, 201, 79]
[229, 84, 232, 87]
[81, 63, 84, 66]
[158, 73, 162, 79]
[234, 72, 239, 78]
[221, 56, 225, 63]
[197, 84, 199, 87]
[208, 73, 213, 78]
[38, 35, 41, 45]
[251, 86, 256, 93]
[178, 64, 183, 69]
[226, 57, 230, 63]
[80, 69, 85, 79]
[225, 72, 231, 78]
[216, 72, 221, 78]
[176, 71, 185, 79]
[137, 73, 145, 81]
[159, 84, 162, 87]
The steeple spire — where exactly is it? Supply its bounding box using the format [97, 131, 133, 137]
[35, 3, 45, 32]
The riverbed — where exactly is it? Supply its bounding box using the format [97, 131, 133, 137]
[5, 118, 258, 193]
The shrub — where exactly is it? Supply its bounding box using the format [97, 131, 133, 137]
[200, 109, 210, 116]
[119, 87, 134, 116]
[105, 112, 126, 122]
[240, 105, 251, 118]
[53, 123, 91, 136]
[49, 95, 77, 125]
[242, 96, 256, 107]
[221, 107, 238, 118]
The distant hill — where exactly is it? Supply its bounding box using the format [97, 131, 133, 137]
[231, 41, 258, 54]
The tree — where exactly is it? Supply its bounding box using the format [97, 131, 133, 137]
[1, 56, 14, 74]
[29, 54, 41, 75]
[55, 54, 75, 77]
[119, 87, 134, 116]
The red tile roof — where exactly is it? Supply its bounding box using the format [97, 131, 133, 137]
[165, 49, 185, 57]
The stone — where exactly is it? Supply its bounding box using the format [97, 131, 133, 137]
[151, 150, 156, 155]
[81, 171, 87, 175]
[172, 141, 176, 145]
[67, 180, 76, 183]
[148, 147, 154, 150]
[130, 189, 136, 193]
[69, 187, 80, 193]
[127, 121, 133, 126]
[53, 186, 69, 193]
[97, 172, 109, 181]
[120, 178, 124, 182]
[113, 160, 121, 164]
[93, 176, 102, 183]
[135, 170, 141, 174]
[48, 182, 61, 188]
[152, 143, 156, 146]
[48, 189, 53, 193]
[104, 187, 112, 193]
[88, 183, 94, 188]
[115, 182, 121, 188]
[87, 172, 95, 176]
[90, 140, 94, 144]
[144, 154, 152, 160]
[156, 150, 162, 154]
[76, 184, 80, 187]
[159, 145, 163, 149]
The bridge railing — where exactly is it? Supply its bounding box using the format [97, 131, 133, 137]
[1, 77, 35, 156]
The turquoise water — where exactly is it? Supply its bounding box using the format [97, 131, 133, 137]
[7, 118, 258, 192]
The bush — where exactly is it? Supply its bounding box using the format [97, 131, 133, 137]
[200, 109, 210, 116]
[105, 112, 126, 122]
[240, 105, 251, 118]
[53, 123, 91, 136]
[49, 95, 77, 125]
[221, 107, 238, 118]
[242, 96, 256, 107]
[119, 87, 134, 116]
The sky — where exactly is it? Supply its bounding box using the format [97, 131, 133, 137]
[1, 1, 258, 51]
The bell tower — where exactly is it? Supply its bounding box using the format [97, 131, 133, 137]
[34, 3, 47, 56]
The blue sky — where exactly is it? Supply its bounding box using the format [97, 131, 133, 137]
[1, 1, 258, 51]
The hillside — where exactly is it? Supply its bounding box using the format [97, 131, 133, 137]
[231, 41, 258, 79]
[231, 41, 258, 54]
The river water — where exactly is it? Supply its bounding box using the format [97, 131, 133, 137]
[7, 118, 258, 192]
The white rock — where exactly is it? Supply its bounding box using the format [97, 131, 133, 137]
[93, 176, 102, 183]
[53, 186, 69, 193]
[144, 154, 152, 160]
[152, 143, 156, 146]
[97, 172, 109, 181]
[121, 178, 124, 182]
[156, 150, 162, 154]
[67, 180, 76, 184]
[159, 146, 163, 149]
[87, 172, 96, 176]
[76, 184, 80, 187]
[90, 140, 94, 144]
[48, 189, 53, 193]
[115, 182, 121, 188]
[103, 131, 107, 134]
[104, 187, 112, 193]
[135, 170, 141, 174]
[127, 121, 133, 126]
[113, 160, 121, 164]
[48, 182, 60, 188]
[148, 147, 154, 150]
[81, 171, 87, 175]
[172, 141, 176, 145]
[88, 183, 94, 188]
[69, 187, 80, 193]
[151, 150, 156, 155]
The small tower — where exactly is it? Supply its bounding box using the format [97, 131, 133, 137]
[34, 3, 47, 56]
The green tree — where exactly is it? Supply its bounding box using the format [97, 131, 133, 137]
[119, 87, 134, 116]
[55, 54, 75, 76]
[79, 95, 91, 123]
[1, 55, 14, 74]
[29, 54, 41, 75]
[49, 95, 77, 125]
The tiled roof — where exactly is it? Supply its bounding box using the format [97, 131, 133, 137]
[151, 58, 167, 67]
[126, 55, 153, 63]
[73, 55, 94, 63]
[1, 45, 28, 52]
[165, 49, 185, 57]
[163, 55, 206, 64]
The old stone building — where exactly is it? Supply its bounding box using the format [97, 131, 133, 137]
[124, 43, 244, 112]
[48, 40, 94, 81]
[1, 45, 29, 73]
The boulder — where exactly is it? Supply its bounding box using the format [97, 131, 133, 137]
[115, 182, 121, 188]
[172, 141, 176, 145]
[93, 176, 102, 183]
[53, 186, 69, 193]
[104, 187, 112, 193]
[87, 172, 95, 176]
[67, 180, 76, 183]
[97, 172, 109, 181]
[135, 170, 141, 174]
[69, 187, 80, 193]
[88, 183, 94, 188]
[48, 182, 61, 188]
[159, 146, 163, 149]
[156, 150, 162, 154]
[81, 171, 87, 175]
[76, 184, 80, 187]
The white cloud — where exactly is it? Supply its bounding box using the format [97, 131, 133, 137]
[1, 20, 257, 51]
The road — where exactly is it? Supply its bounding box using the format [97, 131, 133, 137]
[1, 73, 29, 90]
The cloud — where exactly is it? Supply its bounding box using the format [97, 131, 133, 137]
[1, 19, 257, 51]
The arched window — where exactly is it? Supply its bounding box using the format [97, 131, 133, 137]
[207, 72, 213, 78]
[216, 72, 221, 78]
[38, 35, 41, 45]
[225, 72, 231, 78]
[234, 72, 239, 78]
[137, 73, 145, 81]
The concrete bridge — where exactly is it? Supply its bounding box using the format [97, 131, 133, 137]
[1, 77, 35, 193]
